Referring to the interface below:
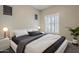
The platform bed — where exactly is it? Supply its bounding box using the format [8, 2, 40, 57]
[10, 31, 68, 53]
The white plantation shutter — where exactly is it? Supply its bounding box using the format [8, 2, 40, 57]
[45, 13, 59, 34]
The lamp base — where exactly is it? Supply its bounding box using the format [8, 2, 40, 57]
[4, 32, 6, 38]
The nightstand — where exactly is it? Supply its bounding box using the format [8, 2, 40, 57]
[0, 38, 10, 51]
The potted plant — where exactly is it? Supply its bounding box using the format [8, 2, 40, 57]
[69, 27, 79, 44]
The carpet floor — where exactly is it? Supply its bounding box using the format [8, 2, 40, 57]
[64, 43, 79, 53]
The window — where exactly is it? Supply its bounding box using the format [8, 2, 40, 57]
[45, 13, 59, 34]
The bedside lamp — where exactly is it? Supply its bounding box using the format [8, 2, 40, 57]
[3, 27, 8, 38]
[37, 26, 40, 31]
[38, 26, 40, 29]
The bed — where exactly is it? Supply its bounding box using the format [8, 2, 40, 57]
[10, 29, 68, 53]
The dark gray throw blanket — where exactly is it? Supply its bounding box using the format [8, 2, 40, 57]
[16, 34, 46, 53]
[43, 36, 65, 53]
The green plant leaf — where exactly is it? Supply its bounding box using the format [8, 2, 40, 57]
[68, 27, 79, 40]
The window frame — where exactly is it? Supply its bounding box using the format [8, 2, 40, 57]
[44, 13, 59, 34]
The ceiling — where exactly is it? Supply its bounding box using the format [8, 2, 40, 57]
[31, 5, 52, 10]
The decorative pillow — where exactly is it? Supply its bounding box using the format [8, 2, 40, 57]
[13, 29, 28, 37]
[28, 31, 42, 36]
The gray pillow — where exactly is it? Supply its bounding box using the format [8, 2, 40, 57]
[28, 31, 42, 36]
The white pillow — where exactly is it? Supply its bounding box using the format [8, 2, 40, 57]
[27, 29, 38, 32]
[13, 29, 28, 37]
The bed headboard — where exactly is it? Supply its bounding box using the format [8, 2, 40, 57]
[10, 28, 39, 38]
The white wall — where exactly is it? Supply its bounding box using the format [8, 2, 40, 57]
[40, 5, 79, 40]
[0, 5, 40, 37]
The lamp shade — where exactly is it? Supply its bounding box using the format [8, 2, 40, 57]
[38, 26, 40, 29]
[3, 27, 8, 32]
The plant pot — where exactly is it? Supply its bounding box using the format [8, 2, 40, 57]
[72, 39, 78, 44]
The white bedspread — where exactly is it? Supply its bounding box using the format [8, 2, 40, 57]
[24, 34, 61, 53]
[10, 34, 68, 53]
